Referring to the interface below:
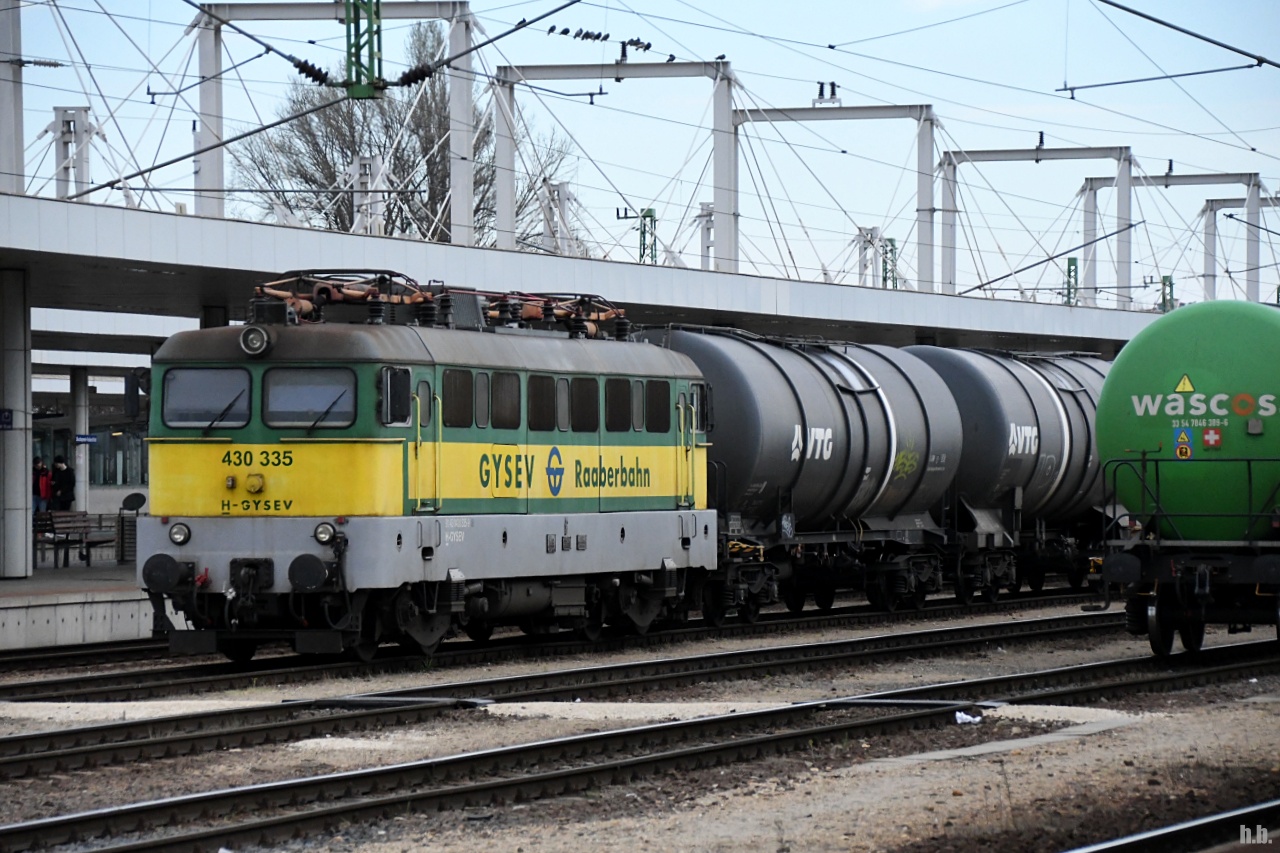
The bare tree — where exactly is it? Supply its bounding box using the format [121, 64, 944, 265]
[233, 22, 578, 249]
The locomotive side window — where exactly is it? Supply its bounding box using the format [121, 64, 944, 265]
[163, 368, 250, 429]
[263, 368, 356, 428]
[380, 366, 412, 426]
[475, 372, 491, 428]
[416, 381, 432, 426]
[604, 378, 631, 432]
[570, 377, 599, 433]
[442, 369, 474, 428]
[556, 378, 570, 431]
[645, 380, 671, 433]
[492, 371, 521, 430]
[692, 382, 709, 432]
[631, 380, 645, 431]
[528, 375, 555, 431]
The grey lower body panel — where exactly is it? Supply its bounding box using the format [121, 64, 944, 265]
[139, 510, 717, 594]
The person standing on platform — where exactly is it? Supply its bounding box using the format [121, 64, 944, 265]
[51, 455, 76, 511]
[32, 458, 52, 513]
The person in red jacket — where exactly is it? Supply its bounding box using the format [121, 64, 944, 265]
[31, 458, 52, 513]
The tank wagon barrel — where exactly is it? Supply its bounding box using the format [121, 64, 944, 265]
[1097, 300, 1280, 656]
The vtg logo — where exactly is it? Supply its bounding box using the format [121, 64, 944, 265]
[545, 447, 565, 497]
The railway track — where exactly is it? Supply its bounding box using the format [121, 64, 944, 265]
[1067, 797, 1280, 852]
[2, 632, 1277, 852]
[0, 611, 1120, 781]
[0, 589, 1097, 702]
[0, 639, 169, 675]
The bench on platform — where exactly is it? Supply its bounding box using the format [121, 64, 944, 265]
[33, 511, 117, 567]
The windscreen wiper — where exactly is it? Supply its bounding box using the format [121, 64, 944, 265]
[307, 389, 347, 434]
[203, 388, 246, 435]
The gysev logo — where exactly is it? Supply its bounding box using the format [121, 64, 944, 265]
[1130, 373, 1277, 418]
[545, 447, 565, 497]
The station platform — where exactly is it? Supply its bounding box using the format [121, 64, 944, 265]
[0, 554, 153, 650]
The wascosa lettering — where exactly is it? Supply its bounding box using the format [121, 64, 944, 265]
[1130, 393, 1277, 418]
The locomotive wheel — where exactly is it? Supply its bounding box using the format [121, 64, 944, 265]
[813, 585, 837, 611]
[348, 636, 379, 663]
[701, 582, 728, 627]
[394, 590, 451, 656]
[1178, 621, 1206, 653]
[576, 598, 605, 642]
[464, 621, 494, 643]
[782, 583, 807, 614]
[1147, 591, 1175, 657]
[221, 640, 257, 664]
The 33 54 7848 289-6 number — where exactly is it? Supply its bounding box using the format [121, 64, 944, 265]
[221, 450, 294, 467]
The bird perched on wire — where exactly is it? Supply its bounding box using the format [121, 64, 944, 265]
[666, 54, 676, 62]
[547, 25, 556, 34]
[560, 27, 570, 35]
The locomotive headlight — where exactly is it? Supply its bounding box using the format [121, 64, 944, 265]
[239, 325, 271, 357]
[168, 522, 192, 546]
[313, 522, 337, 545]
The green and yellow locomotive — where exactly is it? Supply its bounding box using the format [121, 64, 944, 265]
[140, 272, 713, 661]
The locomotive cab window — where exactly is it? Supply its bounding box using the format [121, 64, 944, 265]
[605, 378, 631, 432]
[692, 382, 709, 432]
[528, 375, 555, 431]
[645, 380, 671, 433]
[163, 368, 250, 429]
[264, 368, 356, 428]
[442, 369, 473, 428]
[380, 367, 413, 426]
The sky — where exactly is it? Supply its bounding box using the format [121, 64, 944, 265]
[8, 0, 1280, 309]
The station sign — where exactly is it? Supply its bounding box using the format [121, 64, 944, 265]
[75, 433, 98, 444]
[0, 409, 10, 430]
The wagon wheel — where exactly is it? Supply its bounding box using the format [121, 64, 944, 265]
[1026, 564, 1046, 593]
[1147, 590, 1175, 657]
[954, 574, 975, 606]
[813, 584, 837, 611]
[876, 575, 901, 613]
[911, 585, 928, 611]
[740, 597, 761, 624]
[982, 582, 1001, 604]
[221, 639, 257, 664]
[781, 582, 807, 614]
[1178, 620, 1205, 653]
[701, 581, 728, 627]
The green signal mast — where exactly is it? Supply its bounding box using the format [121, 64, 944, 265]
[344, 1, 385, 99]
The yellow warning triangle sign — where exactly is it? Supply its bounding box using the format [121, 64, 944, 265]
[1175, 374, 1194, 393]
